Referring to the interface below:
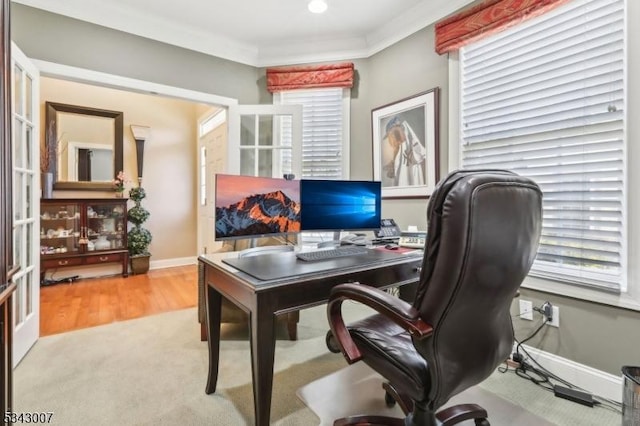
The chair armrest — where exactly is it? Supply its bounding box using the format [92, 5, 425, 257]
[327, 283, 433, 363]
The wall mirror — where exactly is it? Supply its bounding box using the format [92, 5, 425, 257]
[45, 102, 123, 190]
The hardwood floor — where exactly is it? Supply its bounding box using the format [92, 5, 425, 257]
[40, 265, 197, 337]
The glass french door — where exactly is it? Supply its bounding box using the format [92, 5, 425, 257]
[11, 43, 40, 366]
[227, 104, 302, 178]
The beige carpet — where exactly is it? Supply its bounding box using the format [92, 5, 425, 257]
[14, 306, 349, 425]
[14, 304, 621, 425]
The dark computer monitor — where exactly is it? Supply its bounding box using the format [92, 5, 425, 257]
[299, 179, 382, 231]
[215, 174, 301, 240]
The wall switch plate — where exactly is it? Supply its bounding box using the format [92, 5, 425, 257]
[519, 299, 533, 320]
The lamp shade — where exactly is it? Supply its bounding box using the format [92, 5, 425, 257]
[130, 125, 150, 141]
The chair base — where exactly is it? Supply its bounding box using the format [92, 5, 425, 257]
[383, 382, 412, 415]
[334, 415, 406, 426]
[333, 403, 489, 426]
[436, 404, 489, 425]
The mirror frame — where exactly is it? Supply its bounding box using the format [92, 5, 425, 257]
[45, 101, 123, 191]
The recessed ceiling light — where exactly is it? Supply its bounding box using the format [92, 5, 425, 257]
[308, 0, 328, 14]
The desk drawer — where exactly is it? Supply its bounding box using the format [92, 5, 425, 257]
[85, 253, 124, 264]
[42, 257, 83, 268]
[351, 260, 422, 287]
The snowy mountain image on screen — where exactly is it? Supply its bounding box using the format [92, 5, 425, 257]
[215, 190, 301, 238]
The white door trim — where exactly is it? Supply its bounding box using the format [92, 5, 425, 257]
[32, 59, 238, 108]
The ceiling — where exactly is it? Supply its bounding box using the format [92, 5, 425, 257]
[13, 0, 475, 67]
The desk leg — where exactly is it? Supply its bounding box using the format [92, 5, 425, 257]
[122, 252, 129, 278]
[205, 283, 222, 394]
[250, 300, 277, 426]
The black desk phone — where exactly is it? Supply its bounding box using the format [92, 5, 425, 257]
[375, 218, 402, 238]
[375, 219, 427, 248]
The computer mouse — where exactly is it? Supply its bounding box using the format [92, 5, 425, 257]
[385, 244, 399, 250]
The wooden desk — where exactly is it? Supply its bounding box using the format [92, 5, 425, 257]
[200, 249, 423, 426]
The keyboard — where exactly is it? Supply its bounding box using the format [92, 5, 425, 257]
[296, 245, 369, 262]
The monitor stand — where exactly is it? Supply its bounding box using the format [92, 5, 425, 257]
[238, 244, 295, 258]
[317, 231, 342, 249]
[236, 235, 298, 258]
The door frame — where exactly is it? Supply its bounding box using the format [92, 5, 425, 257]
[33, 60, 239, 262]
[197, 107, 227, 256]
[33, 60, 238, 109]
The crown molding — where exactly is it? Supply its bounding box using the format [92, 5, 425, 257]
[13, 0, 474, 67]
[364, 0, 475, 57]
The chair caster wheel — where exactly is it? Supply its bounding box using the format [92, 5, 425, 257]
[475, 419, 490, 426]
[326, 330, 341, 353]
[384, 391, 396, 407]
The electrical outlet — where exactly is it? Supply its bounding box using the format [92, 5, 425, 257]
[546, 305, 560, 327]
[519, 299, 533, 320]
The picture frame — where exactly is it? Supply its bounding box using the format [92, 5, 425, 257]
[372, 88, 440, 199]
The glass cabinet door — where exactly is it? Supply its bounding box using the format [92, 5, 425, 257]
[85, 202, 126, 251]
[40, 203, 81, 256]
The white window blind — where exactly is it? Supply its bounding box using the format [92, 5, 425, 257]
[460, 0, 626, 293]
[276, 87, 349, 245]
[278, 88, 345, 179]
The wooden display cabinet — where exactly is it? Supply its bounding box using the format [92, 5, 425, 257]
[40, 198, 129, 281]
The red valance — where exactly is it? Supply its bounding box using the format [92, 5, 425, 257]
[266, 62, 354, 92]
[435, 0, 570, 55]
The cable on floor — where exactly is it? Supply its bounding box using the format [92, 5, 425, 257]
[505, 318, 622, 414]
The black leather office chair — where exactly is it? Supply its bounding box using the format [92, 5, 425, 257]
[327, 170, 543, 426]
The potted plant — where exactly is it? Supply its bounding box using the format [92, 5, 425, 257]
[112, 170, 128, 198]
[127, 187, 152, 274]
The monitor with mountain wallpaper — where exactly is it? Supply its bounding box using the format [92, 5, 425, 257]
[214, 174, 301, 240]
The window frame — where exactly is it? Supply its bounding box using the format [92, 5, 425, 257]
[274, 87, 351, 179]
[274, 87, 351, 246]
[447, 0, 640, 311]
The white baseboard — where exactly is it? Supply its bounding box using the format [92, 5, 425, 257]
[517, 344, 623, 403]
[149, 256, 197, 270]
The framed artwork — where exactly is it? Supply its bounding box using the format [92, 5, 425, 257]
[372, 88, 440, 198]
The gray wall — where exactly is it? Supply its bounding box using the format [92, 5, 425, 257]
[362, 28, 448, 231]
[12, 3, 640, 376]
[11, 4, 262, 104]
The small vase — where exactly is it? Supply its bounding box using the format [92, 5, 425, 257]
[115, 191, 124, 198]
[42, 172, 53, 199]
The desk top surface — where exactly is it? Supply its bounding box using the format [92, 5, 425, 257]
[199, 247, 423, 285]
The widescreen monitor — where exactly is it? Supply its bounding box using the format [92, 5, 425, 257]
[299, 179, 381, 231]
[215, 174, 301, 240]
